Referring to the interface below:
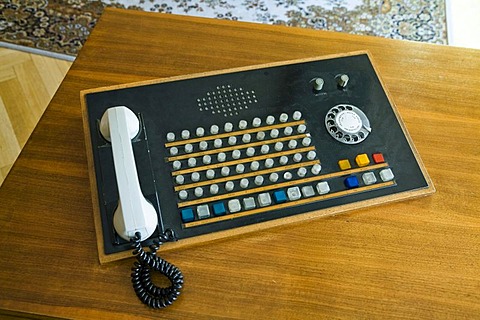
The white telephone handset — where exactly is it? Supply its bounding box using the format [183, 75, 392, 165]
[99, 106, 158, 241]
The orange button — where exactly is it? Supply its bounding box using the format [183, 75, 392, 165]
[338, 159, 351, 170]
[372, 153, 385, 164]
[355, 154, 370, 167]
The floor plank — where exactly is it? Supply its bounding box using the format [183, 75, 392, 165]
[0, 48, 72, 186]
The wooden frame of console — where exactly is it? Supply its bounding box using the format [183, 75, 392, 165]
[81, 51, 435, 264]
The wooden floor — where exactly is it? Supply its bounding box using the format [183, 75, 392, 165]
[0, 48, 72, 186]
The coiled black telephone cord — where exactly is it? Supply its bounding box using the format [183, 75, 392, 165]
[130, 231, 184, 308]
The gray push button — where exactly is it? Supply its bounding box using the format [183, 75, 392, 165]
[258, 193, 272, 207]
[228, 199, 242, 213]
[197, 204, 210, 219]
[287, 186, 301, 201]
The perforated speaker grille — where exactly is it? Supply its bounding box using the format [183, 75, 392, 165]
[197, 85, 258, 117]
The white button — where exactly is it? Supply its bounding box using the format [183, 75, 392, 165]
[228, 199, 242, 213]
[210, 184, 219, 195]
[266, 115, 275, 125]
[194, 187, 204, 197]
[199, 141, 208, 150]
[311, 164, 322, 175]
[166, 132, 175, 142]
[316, 181, 330, 194]
[191, 172, 200, 182]
[197, 204, 210, 219]
[293, 153, 302, 162]
[379, 168, 394, 182]
[252, 117, 262, 127]
[260, 145, 270, 154]
[236, 164, 245, 173]
[172, 160, 181, 170]
[306, 150, 316, 160]
[246, 147, 255, 157]
[265, 158, 274, 168]
[254, 176, 264, 186]
[297, 124, 306, 133]
[170, 147, 179, 156]
[181, 130, 190, 139]
[297, 167, 307, 177]
[225, 181, 234, 191]
[242, 134, 251, 143]
[269, 172, 279, 182]
[270, 129, 279, 138]
[202, 155, 211, 164]
[258, 193, 272, 207]
[188, 158, 197, 167]
[185, 143, 193, 153]
[239, 120, 248, 129]
[196, 127, 205, 137]
[293, 111, 302, 120]
[214, 139, 222, 148]
[228, 136, 237, 145]
[250, 161, 260, 171]
[301, 185, 315, 198]
[288, 140, 298, 149]
[232, 149, 241, 159]
[243, 197, 256, 210]
[283, 172, 293, 180]
[362, 172, 377, 185]
[221, 167, 230, 176]
[178, 190, 188, 200]
[284, 126, 293, 136]
[240, 178, 249, 189]
[224, 122, 233, 132]
[210, 125, 219, 134]
[217, 152, 226, 162]
[175, 175, 185, 184]
[279, 156, 288, 165]
[279, 113, 288, 123]
[206, 169, 215, 179]
[274, 142, 283, 151]
[256, 131, 265, 140]
[287, 186, 301, 200]
[302, 137, 311, 146]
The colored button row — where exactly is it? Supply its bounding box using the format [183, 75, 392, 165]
[180, 181, 332, 223]
[344, 168, 395, 189]
[338, 152, 385, 170]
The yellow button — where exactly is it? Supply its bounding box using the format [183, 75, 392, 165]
[355, 154, 370, 167]
[338, 159, 351, 170]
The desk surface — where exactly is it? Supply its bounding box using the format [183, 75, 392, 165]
[1, 8, 479, 319]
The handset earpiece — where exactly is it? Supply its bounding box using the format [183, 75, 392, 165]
[99, 106, 158, 241]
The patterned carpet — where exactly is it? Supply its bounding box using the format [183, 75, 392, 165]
[0, 0, 447, 59]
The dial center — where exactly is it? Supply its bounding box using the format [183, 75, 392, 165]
[336, 110, 362, 134]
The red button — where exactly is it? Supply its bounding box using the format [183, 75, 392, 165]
[372, 153, 385, 164]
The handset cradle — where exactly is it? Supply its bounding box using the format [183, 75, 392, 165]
[99, 106, 158, 242]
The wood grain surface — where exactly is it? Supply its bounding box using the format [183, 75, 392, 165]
[0, 8, 479, 319]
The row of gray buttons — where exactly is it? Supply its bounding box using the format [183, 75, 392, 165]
[167, 111, 303, 142]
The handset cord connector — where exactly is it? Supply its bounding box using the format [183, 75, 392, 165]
[130, 231, 184, 308]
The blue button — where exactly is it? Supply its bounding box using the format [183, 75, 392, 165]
[212, 202, 226, 216]
[344, 176, 359, 189]
[180, 208, 194, 223]
[273, 190, 287, 204]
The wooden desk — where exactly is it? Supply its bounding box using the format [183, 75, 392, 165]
[1, 8, 479, 319]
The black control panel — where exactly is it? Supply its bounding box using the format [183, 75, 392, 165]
[82, 52, 434, 257]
